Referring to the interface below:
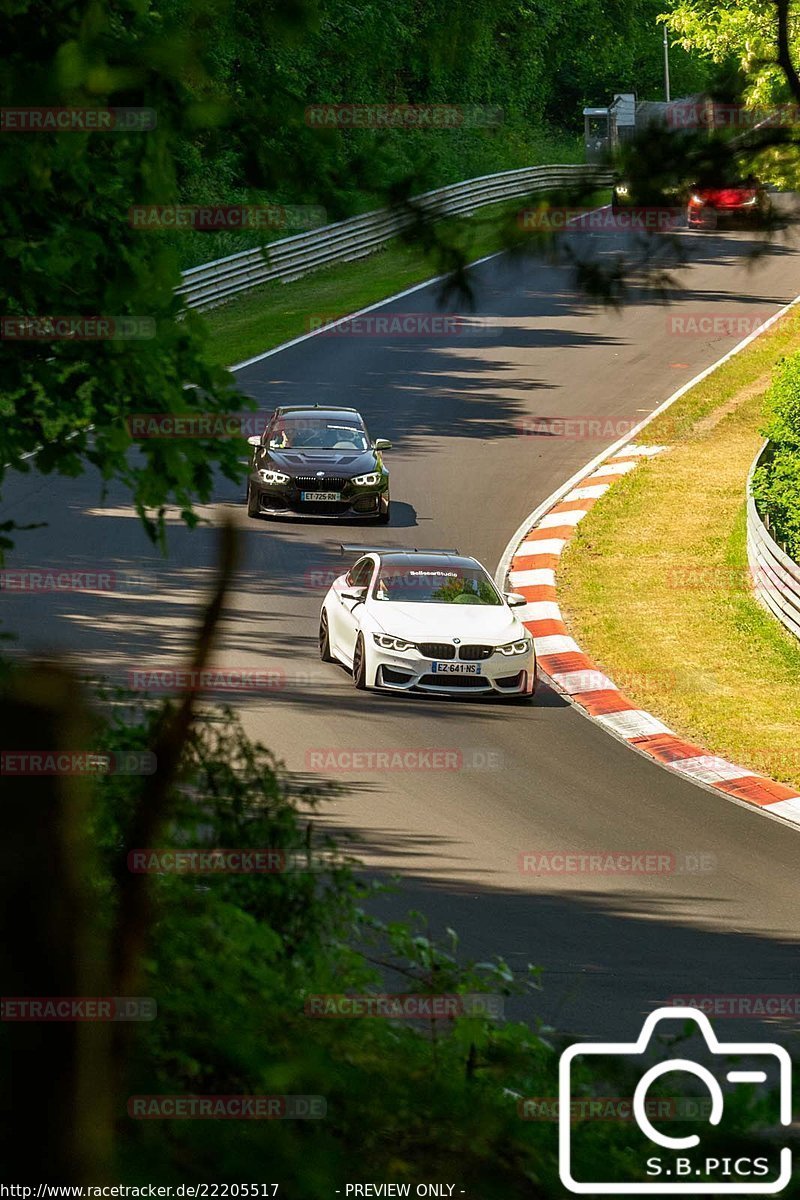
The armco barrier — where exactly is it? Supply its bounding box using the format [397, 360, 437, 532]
[176, 164, 612, 311]
[747, 442, 800, 640]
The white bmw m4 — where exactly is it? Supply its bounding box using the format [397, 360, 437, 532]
[319, 546, 536, 699]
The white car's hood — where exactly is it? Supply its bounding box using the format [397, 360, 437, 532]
[370, 601, 524, 643]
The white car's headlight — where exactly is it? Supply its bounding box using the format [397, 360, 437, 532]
[689, 194, 705, 205]
[615, 185, 629, 196]
[497, 638, 532, 656]
[352, 472, 382, 486]
[259, 469, 290, 484]
[373, 633, 416, 652]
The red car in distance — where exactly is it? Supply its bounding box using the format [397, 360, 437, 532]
[686, 177, 770, 229]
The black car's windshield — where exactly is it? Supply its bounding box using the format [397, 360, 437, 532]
[269, 416, 369, 450]
[374, 565, 502, 605]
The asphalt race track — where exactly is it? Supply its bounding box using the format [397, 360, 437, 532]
[3, 220, 800, 1040]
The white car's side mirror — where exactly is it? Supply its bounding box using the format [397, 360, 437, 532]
[506, 592, 527, 608]
[247, 435, 262, 447]
[341, 587, 367, 604]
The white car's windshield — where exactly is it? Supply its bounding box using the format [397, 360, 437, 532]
[374, 565, 502, 605]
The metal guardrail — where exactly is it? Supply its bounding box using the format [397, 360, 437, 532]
[747, 442, 800, 640]
[176, 163, 612, 311]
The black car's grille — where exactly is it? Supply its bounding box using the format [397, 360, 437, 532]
[294, 476, 348, 491]
[417, 643, 455, 659]
[419, 674, 488, 689]
[459, 645, 493, 661]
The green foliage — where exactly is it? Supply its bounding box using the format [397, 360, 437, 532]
[89, 695, 557, 1191]
[660, 0, 800, 187]
[1, 665, 792, 1188]
[752, 353, 800, 559]
[47, 692, 792, 1189]
[0, 0, 720, 561]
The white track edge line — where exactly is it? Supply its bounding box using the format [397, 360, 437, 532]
[496, 289, 800, 591]
[494, 290, 800, 832]
[230, 205, 611, 373]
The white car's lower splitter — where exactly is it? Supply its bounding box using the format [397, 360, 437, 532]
[376, 663, 531, 695]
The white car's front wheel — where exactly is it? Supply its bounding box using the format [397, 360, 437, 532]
[319, 610, 335, 663]
[352, 634, 368, 690]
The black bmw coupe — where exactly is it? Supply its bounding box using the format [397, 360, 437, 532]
[246, 405, 392, 522]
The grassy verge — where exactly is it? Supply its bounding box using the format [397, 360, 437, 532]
[199, 191, 609, 368]
[558, 307, 800, 790]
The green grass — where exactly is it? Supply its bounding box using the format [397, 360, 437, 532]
[558, 307, 800, 789]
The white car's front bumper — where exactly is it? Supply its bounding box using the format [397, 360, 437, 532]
[369, 644, 536, 696]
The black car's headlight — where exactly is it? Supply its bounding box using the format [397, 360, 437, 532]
[258, 469, 290, 484]
[373, 633, 416, 652]
[352, 471, 382, 486]
[497, 638, 532, 656]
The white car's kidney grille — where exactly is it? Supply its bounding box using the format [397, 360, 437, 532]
[417, 642, 456, 659]
[459, 644, 493, 661]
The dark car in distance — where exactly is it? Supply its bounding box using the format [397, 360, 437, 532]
[246, 405, 392, 522]
[686, 177, 770, 229]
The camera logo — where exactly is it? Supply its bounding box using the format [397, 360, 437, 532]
[559, 1006, 792, 1193]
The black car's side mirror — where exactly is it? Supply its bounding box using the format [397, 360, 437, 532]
[374, 438, 392, 451]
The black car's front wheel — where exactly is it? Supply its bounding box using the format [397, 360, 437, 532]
[352, 634, 368, 689]
[376, 496, 391, 525]
[319, 610, 335, 662]
[246, 483, 260, 519]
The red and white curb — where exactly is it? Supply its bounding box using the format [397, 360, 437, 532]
[504, 443, 800, 828]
